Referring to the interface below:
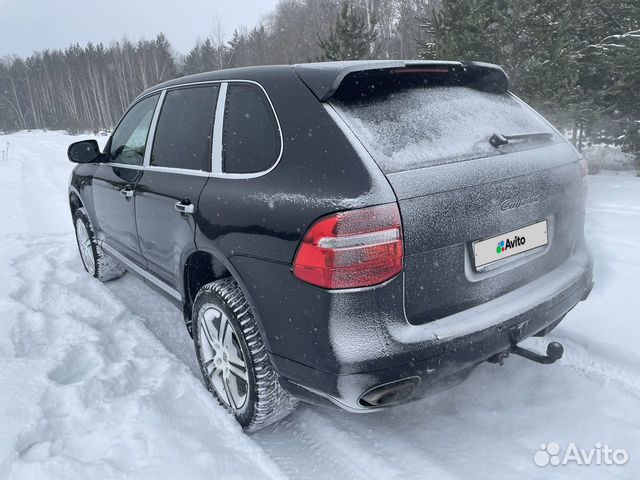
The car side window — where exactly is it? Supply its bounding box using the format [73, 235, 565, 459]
[108, 94, 159, 165]
[150, 85, 219, 171]
[223, 84, 280, 174]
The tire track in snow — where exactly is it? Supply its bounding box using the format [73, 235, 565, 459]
[1, 234, 286, 480]
[255, 406, 409, 480]
[252, 337, 640, 479]
[536, 333, 640, 399]
[257, 406, 460, 480]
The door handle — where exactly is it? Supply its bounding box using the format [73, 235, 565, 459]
[175, 199, 195, 214]
[120, 187, 134, 198]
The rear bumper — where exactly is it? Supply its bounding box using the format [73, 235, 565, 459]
[272, 245, 594, 411]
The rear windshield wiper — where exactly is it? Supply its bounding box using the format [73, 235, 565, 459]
[489, 132, 554, 148]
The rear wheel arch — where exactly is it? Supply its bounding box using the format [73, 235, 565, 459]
[183, 250, 229, 311]
[181, 249, 265, 341]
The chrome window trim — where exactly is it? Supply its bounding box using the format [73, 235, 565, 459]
[102, 163, 145, 170]
[147, 84, 218, 173]
[143, 89, 167, 168]
[100, 79, 283, 179]
[144, 165, 210, 177]
[211, 82, 228, 174]
[141, 79, 283, 179]
[211, 80, 284, 179]
[101, 241, 182, 301]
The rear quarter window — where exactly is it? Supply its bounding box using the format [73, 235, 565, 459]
[331, 86, 559, 174]
[222, 84, 280, 174]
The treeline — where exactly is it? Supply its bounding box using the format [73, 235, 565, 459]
[181, 0, 429, 70]
[0, 35, 176, 132]
[0, 0, 427, 133]
[0, 0, 638, 156]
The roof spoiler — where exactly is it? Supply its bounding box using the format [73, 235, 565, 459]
[293, 60, 509, 101]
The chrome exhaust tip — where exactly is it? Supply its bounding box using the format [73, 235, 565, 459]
[358, 377, 420, 408]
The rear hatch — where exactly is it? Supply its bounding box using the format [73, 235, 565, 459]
[329, 65, 583, 324]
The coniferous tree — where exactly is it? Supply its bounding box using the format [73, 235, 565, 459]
[183, 43, 205, 75]
[318, 2, 379, 60]
[418, 0, 640, 157]
[577, 0, 640, 158]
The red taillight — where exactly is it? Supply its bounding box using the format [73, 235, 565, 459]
[293, 204, 404, 289]
[579, 157, 588, 211]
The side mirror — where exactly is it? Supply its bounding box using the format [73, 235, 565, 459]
[68, 139, 101, 163]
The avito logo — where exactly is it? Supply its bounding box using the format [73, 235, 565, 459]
[496, 235, 526, 254]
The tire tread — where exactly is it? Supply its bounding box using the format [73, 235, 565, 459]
[195, 278, 297, 431]
[74, 208, 125, 282]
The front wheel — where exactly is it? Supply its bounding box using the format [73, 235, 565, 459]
[73, 208, 125, 282]
[192, 278, 297, 431]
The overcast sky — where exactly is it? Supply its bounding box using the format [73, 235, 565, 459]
[0, 0, 280, 58]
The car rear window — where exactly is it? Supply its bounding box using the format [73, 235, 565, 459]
[331, 84, 559, 174]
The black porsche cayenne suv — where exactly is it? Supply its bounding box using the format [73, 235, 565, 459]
[67, 60, 594, 430]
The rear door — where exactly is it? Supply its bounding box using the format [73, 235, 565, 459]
[92, 93, 159, 264]
[135, 84, 219, 296]
[330, 69, 584, 324]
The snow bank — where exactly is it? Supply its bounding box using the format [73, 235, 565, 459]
[583, 144, 637, 172]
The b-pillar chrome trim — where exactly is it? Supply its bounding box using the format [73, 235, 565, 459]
[211, 82, 228, 174]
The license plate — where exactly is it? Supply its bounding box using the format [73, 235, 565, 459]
[473, 220, 548, 268]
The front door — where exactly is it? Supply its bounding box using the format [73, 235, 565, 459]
[92, 93, 159, 264]
[135, 84, 219, 292]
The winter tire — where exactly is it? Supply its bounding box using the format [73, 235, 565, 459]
[73, 207, 126, 282]
[193, 278, 298, 431]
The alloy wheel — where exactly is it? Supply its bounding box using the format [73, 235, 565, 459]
[75, 218, 95, 275]
[198, 304, 249, 410]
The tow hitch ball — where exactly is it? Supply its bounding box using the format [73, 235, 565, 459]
[489, 342, 564, 366]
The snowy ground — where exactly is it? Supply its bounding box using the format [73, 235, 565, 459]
[0, 131, 639, 479]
